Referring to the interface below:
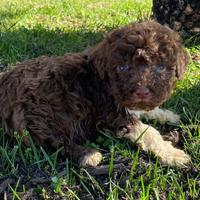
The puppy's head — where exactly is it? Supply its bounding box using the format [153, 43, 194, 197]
[89, 21, 189, 111]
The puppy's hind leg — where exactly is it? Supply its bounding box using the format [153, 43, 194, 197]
[68, 144, 103, 167]
[124, 121, 190, 167]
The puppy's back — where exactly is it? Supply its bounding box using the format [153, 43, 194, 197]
[0, 53, 88, 135]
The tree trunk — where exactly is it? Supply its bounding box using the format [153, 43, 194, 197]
[152, 0, 200, 35]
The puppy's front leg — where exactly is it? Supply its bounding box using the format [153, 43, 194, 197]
[124, 121, 190, 166]
[129, 107, 180, 124]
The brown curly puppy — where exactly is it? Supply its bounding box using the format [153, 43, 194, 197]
[0, 21, 190, 166]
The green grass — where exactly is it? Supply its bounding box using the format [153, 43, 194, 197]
[0, 0, 200, 199]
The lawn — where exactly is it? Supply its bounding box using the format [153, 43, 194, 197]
[0, 0, 199, 199]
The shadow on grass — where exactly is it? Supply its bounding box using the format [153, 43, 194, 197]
[0, 25, 104, 66]
[184, 34, 200, 48]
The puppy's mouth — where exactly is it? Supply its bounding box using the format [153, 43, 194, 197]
[122, 96, 158, 111]
[133, 96, 151, 102]
[124, 102, 154, 111]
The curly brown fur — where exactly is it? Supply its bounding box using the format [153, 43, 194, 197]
[0, 21, 189, 166]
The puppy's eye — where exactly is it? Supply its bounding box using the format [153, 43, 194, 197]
[155, 64, 165, 72]
[118, 64, 129, 72]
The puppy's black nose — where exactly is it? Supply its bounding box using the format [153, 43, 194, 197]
[135, 86, 150, 99]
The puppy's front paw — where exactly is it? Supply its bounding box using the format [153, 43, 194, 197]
[159, 110, 180, 124]
[130, 107, 180, 124]
[159, 143, 190, 167]
[79, 150, 103, 167]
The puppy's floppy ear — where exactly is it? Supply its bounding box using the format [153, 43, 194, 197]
[88, 41, 108, 79]
[88, 29, 125, 80]
[176, 50, 189, 80]
[107, 28, 124, 43]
